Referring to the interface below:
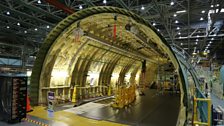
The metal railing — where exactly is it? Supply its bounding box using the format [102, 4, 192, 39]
[171, 44, 212, 126]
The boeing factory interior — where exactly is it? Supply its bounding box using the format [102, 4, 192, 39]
[0, 0, 224, 126]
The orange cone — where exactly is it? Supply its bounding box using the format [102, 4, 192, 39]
[26, 95, 33, 112]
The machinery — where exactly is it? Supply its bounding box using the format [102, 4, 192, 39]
[0, 74, 27, 123]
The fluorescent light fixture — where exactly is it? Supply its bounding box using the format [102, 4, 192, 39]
[175, 20, 179, 23]
[6, 11, 10, 15]
[103, 0, 107, 4]
[221, 8, 224, 12]
[170, 1, 174, 6]
[17, 22, 20, 26]
[6, 26, 9, 29]
[201, 10, 205, 13]
[200, 17, 204, 20]
[184, 48, 188, 50]
[176, 10, 186, 13]
[37, 0, 41, 4]
[34, 28, 38, 31]
[216, 9, 219, 13]
[176, 27, 180, 30]
[24, 30, 27, 33]
[141, 6, 145, 10]
[46, 25, 50, 28]
[173, 13, 177, 17]
[152, 22, 156, 26]
[192, 52, 197, 55]
[79, 5, 83, 9]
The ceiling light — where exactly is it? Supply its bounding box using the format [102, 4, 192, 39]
[176, 27, 180, 30]
[24, 30, 27, 33]
[6, 26, 10, 29]
[209, 41, 212, 44]
[200, 17, 204, 20]
[207, 50, 210, 53]
[34, 28, 38, 31]
[152, 22, 156, 26]
[201, 10, 205, 13]
[17, 22, 20, 26]
[181, 43, 183, 45]
[6, 11, 10, 15]
[216, 9, 219, 13]
[195, 42, 198, 45]
[206, 46, 208, 49]
[79, 5, 83, 9]
[141, 6, 145, 10]
[196, 35, 199, 37]
[157, 29, 160, 31]
[103, 0, 107, 4]
[216, 4, 219, 7]
[196, 39, 198, 41]
[176, 10, 186, 13]
[211, 38, 214, 40]
[175, 20, 179, 23]
[211, 5, 214, 8]
[178, 32, 181, 35]
[37, 0, 41, 4]
[192, 52, 197, 55]
[170, 1, 174, 6]
[46, 25, 50, 28]
[221, 8, 224, 12]
[173, 13, 177, 17]
[179, 36, 182, 38]
[208, 44, 210, 46]
[214, 34, 217, 36]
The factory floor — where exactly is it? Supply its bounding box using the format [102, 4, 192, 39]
[0, 89, 180, 126]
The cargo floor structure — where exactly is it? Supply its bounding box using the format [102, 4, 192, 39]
[0, 89, 179, 126]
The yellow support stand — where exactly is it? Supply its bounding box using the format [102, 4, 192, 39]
[72, 86, 77, 103]
[107, 86, 111, 96]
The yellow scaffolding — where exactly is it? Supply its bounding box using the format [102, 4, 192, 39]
[193, 97, 211, 126]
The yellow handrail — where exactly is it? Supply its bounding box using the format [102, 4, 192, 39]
[193, 96, 211, 126]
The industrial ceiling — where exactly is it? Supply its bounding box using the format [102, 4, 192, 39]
[0, 0, 223, 69]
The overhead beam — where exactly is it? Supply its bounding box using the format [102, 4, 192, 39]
[82, 0, 95, 7]
[115, 0, 129, 10]
[0, 4, 54, 26]
[16, 0, 63, 22]
[85, 31, 157, 63]
[45, 0, 75, 14]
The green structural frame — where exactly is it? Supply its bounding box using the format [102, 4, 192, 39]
[30, 6, 189, 109]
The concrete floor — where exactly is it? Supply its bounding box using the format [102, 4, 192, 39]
[80, 89, 180, 126]
[0, 89, 180, 126]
